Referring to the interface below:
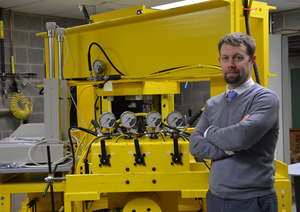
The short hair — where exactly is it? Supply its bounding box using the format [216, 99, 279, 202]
[218, 32, 256, 58]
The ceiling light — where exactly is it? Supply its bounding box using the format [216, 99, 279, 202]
[151, 0, 209, 10]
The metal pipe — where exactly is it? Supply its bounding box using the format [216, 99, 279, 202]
[46, 22, 56, 79]
[56, 28, 64, 80]
[0, 8, 7, 98]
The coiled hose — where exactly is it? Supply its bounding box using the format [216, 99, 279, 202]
[9, 92, 33, 119]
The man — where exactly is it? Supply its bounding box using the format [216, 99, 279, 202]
[189, 32, 279, 212]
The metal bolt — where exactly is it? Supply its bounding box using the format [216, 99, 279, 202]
[137, 9, 143, 15]
[126, 168, 130, 172]
[171, 162, 174, 165]
[126, 180, 130, 184]
[152, 167, 156, 171]
[152, 179, 156, 184]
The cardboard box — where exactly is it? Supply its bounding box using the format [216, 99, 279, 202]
[290, 129, 300, 154]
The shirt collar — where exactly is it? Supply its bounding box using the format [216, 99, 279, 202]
[226, 78, 255, 95]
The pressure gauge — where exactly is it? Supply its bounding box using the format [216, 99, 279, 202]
[166, 111, 183, 128]
[93, 60, 105, 74]
[145, 111, 162, 128]
[120, 111, 137, 129]
[99, 112, 116, 129]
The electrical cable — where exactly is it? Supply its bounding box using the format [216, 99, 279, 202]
[15, 73, 39, 90]
[244, 0, 261, 85]
[62, 28, 76, 81]
[88, 42, 125, 76]
[9, 92, 33, 119]
[26, 139, 71, 167]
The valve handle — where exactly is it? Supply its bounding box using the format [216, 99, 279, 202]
[172, 138, 182, 164]
[134, 138, 144, 164]
[100, 139, 110, 165]
[43, 181, 51, 197]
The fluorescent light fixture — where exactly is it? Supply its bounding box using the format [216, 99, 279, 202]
[151, 0, 209, 10]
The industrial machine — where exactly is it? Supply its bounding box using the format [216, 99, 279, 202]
[0, 0, 292, 211]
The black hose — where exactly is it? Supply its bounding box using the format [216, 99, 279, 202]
[72, 126, 98, 136]
[244, 0, 261, 85]
[81, 5, 91, 24]
[68, 126, 98, 174]
[150, 65, 188, 75]
[84, 136, 107, 174]
[94, 96, 99, 121]
[88, 42, 125, 76]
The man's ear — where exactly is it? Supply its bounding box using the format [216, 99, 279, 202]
[218, 57, 220, 64]
[250, 55, 256, 67]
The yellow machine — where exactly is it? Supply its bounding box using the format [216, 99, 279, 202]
[0, 1, 292, 212]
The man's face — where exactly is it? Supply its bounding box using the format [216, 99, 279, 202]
[218, 43, 256, 90]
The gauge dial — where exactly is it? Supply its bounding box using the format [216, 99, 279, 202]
[99, 112, 116, 129]
[145, 111, 162, 128]
[166, 111, 183, 128]
[93, 60, 105, 74]
[120, 111, 137, 128]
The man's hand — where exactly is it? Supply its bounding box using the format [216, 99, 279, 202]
[240, 114, 250, 123]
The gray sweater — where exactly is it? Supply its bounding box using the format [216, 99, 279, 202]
[190, 83, 279, 200]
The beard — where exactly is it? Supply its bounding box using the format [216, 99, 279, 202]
[224, 71, 241, 84]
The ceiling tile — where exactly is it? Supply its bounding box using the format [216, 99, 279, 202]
[0, 0, 44, 9]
